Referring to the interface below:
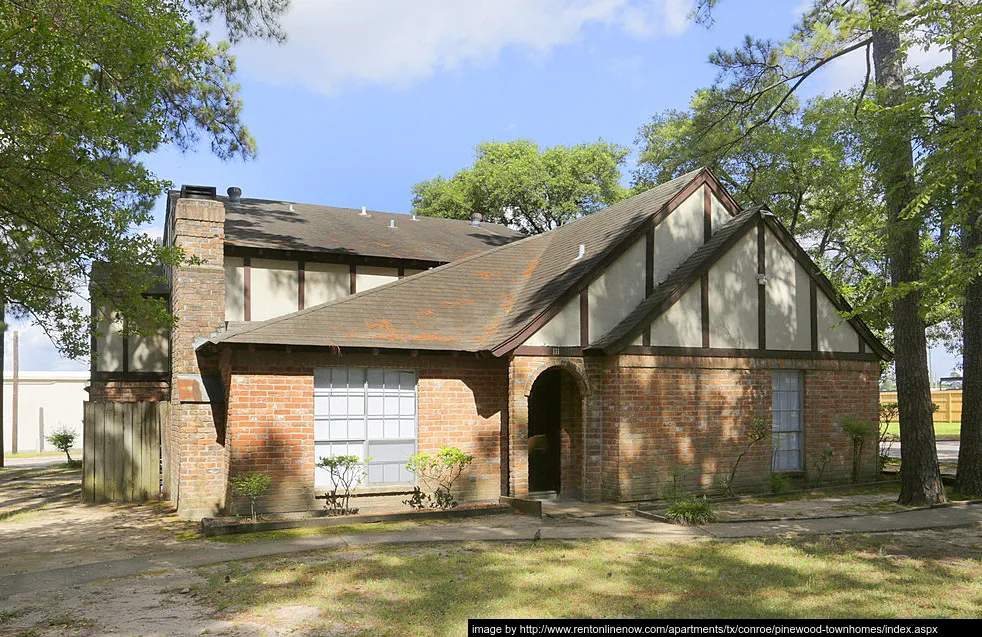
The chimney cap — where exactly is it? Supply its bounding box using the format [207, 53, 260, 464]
[180, 185, 217, 200]
[227, 186, 242, 202]
[470, 212, 483, 226]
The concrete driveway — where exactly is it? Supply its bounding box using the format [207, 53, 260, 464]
[1, 454, 67, 469]
[886, 439, 960, 462]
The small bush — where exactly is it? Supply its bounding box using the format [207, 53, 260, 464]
[229, 472, 272, 522]
[665, 497, 716, 525]
[768, 472, 790, 494]
[404, 446, 473, 510]
[842, 417, 879, 483]
[46, 428, 78, 463]
[719, 416, 769, 496]
[317, 455, 366, 515]
[812, 444, 834, 486]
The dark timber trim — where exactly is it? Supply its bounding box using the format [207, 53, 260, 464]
[701, 275, 710, 349]
[298, 261, 306, 311]
[620, 346, 881, 362]
[514, 346, 585, 357]
[243, 257, 252, 322]
[580, 290, 589, 348]
[398, 267, 405, 279]
[758, 221, 766, 350]
[91, 371, 170, 382]
[349, 264, 357, 295]
[225, 244, 442, 273]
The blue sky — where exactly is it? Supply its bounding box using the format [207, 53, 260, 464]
[3, 0, 960, 378]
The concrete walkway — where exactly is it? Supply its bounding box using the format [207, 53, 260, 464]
[2, 502, 981, 596]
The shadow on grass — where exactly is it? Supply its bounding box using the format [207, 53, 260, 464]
[195, 535, 982, 635]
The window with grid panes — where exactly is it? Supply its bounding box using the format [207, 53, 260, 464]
[771, 371, 803, 472]
[313, 368, 417, 488]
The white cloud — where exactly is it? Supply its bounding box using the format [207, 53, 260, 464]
[3, 321, 86, 372]
[819, 42, 950, 95]
[233, 0, 693, 95]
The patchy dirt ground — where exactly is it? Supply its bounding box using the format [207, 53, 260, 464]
[0, 466, 206, 575]
[711, 485, 910, 521]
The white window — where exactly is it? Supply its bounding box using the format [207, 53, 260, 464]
[314, 368, 417, 488]
[772, 371, 803, 472]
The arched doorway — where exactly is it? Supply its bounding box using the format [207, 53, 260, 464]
[527, 367, 583, 497]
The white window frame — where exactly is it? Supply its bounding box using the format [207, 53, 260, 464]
[314, 368, 418, 488]
[771, 371, 804, 472]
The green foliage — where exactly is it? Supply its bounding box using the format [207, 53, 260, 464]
[769, 472, 791, 494]
[0, 1, 285, 358]
[718, 416, 769, 496]
[412, 139, 629, 234]
[812, 444, 835, 487]
[842, 417, 879, 483]
[878, 402, 900, 471]
[229, 472, 272, 522]
[664, 465, 695, 502]
[665, 496, 717, 525]
[45, 428, 77, 463]
[404, 446, 474, 510]
[317, 455, 366, 515]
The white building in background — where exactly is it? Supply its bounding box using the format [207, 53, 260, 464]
[2, 371, 88, 453]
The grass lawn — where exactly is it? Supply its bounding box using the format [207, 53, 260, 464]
[207, 519, 440, 544]
[884, 421, 961, 439]
[196, 535, 982, 631]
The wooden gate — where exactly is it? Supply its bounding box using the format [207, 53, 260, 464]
[83, 401, 167, 502]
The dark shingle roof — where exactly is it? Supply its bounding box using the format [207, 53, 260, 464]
[205, 170, 705, 353]
[221, 197, 524, 263]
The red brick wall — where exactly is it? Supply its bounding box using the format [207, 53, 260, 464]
[510, 354, 881, 502]
[221, 349, 508, 515]
[88, 381, 169, 402]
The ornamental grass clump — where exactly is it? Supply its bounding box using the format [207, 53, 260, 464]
[665, 496, 717, 525]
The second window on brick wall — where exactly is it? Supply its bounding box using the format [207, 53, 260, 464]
[772, 371, 804, 472]
[313, 368, 417, 488]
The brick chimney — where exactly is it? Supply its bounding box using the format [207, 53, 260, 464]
[166, 191, 229, 518]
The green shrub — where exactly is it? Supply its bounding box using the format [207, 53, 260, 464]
[718, 416, 769, 496]
[842, 417, 879, 483]
[768, 472, 790, 494]
[812, 444, 834, 486]
[665, 497, 717, 525]
[46, 427, 78, 463]
[404, 445, 474, 509]
[229, 472, 272, 521]
[317, 455, 366, 515]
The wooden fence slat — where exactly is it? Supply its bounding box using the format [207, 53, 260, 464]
[93, 403, 105, 503]
[83, 402, 94, 502]
[881, 389, 963, 423]
[123, 403, 134, 501]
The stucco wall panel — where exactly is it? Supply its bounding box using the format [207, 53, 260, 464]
[251, 259, 299, 321]
[652, 187, 704, 285]
[589, 237, 645, 343]
[649, 285, 702, 347]
[526, 297, 580, 347]
[305, 262, 349, 307]
[764, 230, 811, 351]
[709, 231, 758, 349]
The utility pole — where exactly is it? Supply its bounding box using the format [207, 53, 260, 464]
[11, 330, 17, 455]
[1, 301, 5, 467]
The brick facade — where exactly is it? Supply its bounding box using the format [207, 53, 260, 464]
[509, 354, 881, 502]
[87, 381, 169, 402]
[220, 348, 508, 515]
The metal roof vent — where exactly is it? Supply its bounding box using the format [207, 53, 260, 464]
[360, 206, 369, 217]
[411, 213, 418, 221]
[389, 219, 396, 229]
[180, 185, 217, 200]
[575, 244, 586, 260]
[289, 203, 295, 212]
[227, 186, 242, 202]
[470, 212, 483, 227]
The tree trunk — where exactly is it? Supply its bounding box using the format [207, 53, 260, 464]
[871, 0, 946, 505]
[953, 0, 982, 496]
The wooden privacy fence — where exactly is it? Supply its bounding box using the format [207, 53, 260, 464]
[83, 401, 167, 502]
[880, 390, 962, 423]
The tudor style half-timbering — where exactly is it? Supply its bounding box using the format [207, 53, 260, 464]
[187, 168, 887, 518]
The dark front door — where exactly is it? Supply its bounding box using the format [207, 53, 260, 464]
[528, 368, 562, 493]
